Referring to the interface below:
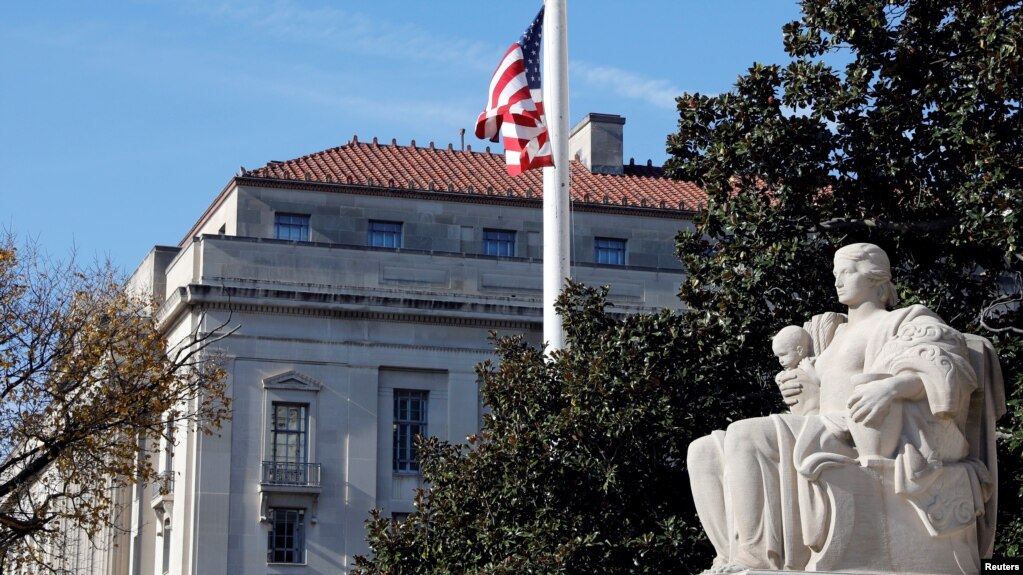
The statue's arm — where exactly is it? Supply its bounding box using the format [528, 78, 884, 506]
[853, 309, 974, 422]
[847, 373, 925, 425]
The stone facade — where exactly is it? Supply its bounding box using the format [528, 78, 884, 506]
[81, 127, 698, 575]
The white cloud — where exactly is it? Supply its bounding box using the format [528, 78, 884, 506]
[267, 80, 474, 129]
[184, 0, 497, 71]
[572, 62, 682, 110]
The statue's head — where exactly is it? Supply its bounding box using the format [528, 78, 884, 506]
[772, 325, 811, 369]
[833, 243, 899, 308]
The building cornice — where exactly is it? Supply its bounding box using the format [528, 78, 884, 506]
[157, 283, 543, 332]
[232, 176, 696, 220]
[225, 333, 496, 357]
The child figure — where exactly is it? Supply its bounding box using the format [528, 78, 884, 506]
[772, 325, 819, 415]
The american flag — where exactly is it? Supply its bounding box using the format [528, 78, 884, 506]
[475, 7, 553, 176]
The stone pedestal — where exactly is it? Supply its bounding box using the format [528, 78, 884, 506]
[744, 569, 972, 575]
[745, 571, 859, 574]
[806, 458, 979, 575]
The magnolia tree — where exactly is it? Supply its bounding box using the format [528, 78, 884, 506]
[665, 0, 1023, 555]
[354, 284, 707, 574]
[0, 238, 231, 569]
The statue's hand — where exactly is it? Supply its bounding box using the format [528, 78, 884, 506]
[777, 369, 820, 415]
[776, 370, 802, 405]
[847, 378, 898, 425]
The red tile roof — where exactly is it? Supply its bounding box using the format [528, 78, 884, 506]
[242, 137, 705, 212]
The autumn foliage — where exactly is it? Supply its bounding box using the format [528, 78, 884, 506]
[0, 237, 230, 568]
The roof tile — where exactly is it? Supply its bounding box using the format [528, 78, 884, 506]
[244, 139, 705, 211]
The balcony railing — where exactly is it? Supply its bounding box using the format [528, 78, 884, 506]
[154, 470, 175, 496]
[150, 470, 175, 510]
[261, 461, 321, 487]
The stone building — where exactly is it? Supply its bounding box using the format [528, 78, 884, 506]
[94, 114, 703, 574]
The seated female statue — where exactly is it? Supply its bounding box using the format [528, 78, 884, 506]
[687, 243, 995, 574]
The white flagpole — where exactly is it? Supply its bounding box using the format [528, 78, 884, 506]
[542, 0, 570, 353]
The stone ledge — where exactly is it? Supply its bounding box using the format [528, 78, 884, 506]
[743, 571, 876, 574]
[711, 552, 984, 575]
[691, 567, 879, 574]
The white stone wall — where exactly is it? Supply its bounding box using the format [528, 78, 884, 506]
[118, 182, 692, 575]
[229, 184, 690, 271]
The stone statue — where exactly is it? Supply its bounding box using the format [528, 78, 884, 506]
[687, 243, 1005, 574]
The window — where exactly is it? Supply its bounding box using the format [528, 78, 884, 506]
[594, 237, 626, 265]
[161, 520, 172, 574]
[275, 213, 309, 241]
[393, 390, 428, 473]
[368, 220, 402, 248]
[163, 420, 174, 473]
[269, 403, 308, 484]
[482, 229, 516, 257]
[267, 508, 305, 564]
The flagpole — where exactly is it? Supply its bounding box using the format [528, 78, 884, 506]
[542, 0, 570, 353]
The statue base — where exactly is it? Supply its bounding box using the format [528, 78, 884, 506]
[806, 457, 979, 575]
[744, 571, 864, 574]
[743, 571, 867, 574]
[728, 568, 970, 575]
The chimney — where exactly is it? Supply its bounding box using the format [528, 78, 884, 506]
[568, 113, 625, 174]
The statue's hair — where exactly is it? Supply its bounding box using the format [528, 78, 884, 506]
[773, 325, 811, 355]
[834, 243, 899, 308]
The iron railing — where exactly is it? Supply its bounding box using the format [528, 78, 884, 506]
[261, 461, 321, 487]
[152, 470, 175, 502]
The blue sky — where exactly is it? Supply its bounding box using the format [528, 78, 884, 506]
[2, 1, 806, 271]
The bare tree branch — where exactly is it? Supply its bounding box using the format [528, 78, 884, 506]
[0, 235, 233, 570]
[817, 216, 959, 233]
[979, 272, 1023, 335]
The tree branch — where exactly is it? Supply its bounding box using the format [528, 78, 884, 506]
[817, 216, 958, 233]
[979, 272, 1023, 335]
